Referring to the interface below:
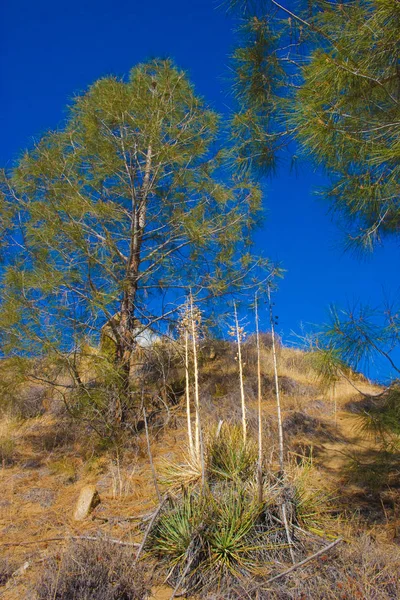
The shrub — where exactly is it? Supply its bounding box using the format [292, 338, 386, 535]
[205, 487, 262, 579]
[0, 434, 16, 466]
[0, 557, 15, 586]
[150, 430, 337, 596]
[35, 540, 150, 600]
[149, 484, 299, 594]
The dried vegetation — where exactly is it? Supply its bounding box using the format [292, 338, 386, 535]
[0, 336, 399, 599]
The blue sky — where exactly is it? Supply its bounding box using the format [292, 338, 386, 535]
[1, 0, 399, 382]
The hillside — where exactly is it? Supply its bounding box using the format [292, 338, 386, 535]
[1, 339, 399, 599]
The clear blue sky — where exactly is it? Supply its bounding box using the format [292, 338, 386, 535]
[1, 0, 399, 382]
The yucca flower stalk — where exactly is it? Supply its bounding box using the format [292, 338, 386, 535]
[267, 282, 283, 474]
[190, 294, 201, 460]
[254, 291, 263, 503]
[267, 281, 295, 563]
[230, 301, 247, 444]
[189, 293, 205, 486]
[178, 303, 194, 459]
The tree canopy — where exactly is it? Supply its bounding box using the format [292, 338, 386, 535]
[0, 59, 264, 420]
[230, 0, 400, 250]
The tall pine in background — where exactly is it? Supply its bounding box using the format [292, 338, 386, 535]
[230, 0, 400, 249]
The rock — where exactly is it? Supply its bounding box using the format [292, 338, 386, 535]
[150, 586, 173, 600]
[73, 485, 100, 521]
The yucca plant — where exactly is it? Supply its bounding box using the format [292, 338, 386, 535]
[150, 492, 204, 566]
[150, 486, 264, 589]
[149, 475, 317, 593]
[159, 452, 203, 493]
[204, 486, 262, 579]
[207, 424, 257, 483]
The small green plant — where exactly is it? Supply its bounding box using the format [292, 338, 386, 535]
[48, 458, 77, 483]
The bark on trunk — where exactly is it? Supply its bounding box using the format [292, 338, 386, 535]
[116, 144, 152, 422]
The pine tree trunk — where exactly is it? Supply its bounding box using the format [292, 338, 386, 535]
[116, 144, 152, 422]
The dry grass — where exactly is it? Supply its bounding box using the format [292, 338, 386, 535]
[0, 342, 399, 599]
[203, 535, 400, 599]
[159, 451, 203, 493]
[35, 539, 150, 599]
[0, 557, 16, 587]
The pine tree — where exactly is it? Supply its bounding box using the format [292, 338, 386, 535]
[229, 0, 400, 249]
[0, 59, 262, 426]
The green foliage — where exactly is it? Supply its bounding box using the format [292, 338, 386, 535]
[150, 492, 205, 565]
[356, 385, 400, 439]
[230, 0, 400, 249]
[207, 424, 257, 482]
[307, 346, 348, 390]
[316, 303, 400, 378]
[0, 59, 264, 394]
[150, 486, 264, 587]
[159, 425, 258, 492]
[293, 0, 400, 250]
[231, 16, 286, 176]
[205, 487, 262, 577]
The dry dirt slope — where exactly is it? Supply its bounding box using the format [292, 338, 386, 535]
[0, 344, 399, 598]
